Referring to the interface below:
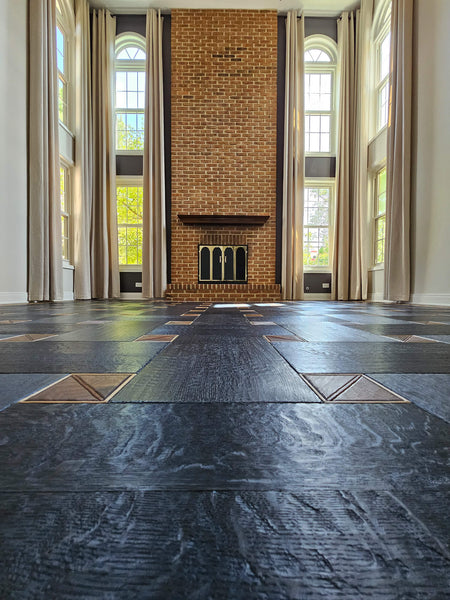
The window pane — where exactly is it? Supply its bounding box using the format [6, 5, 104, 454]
[56, 27, 64, 73]
[116, 187, 143, 265]
[318, 229, 329, 266]
[378, 168, 387, 195]
[127, 71, 138, 91]
[305, 48, 331, 63]
[304, 187, 331, 267]
[378, 192, 386, 215]
[119, 246, 127, 265]
[138, 72, 146, 92]
[117, 46, 146, 61]
[380, 33, 391, 81]
[309, 133, 320, 153]
[375, 216, 386, 264]
[127, 92, 138, 109]
[58, 78, 66, 122]
[60, 167, 66, 212]
[321, 133, 330, 153]
[378, 81, 389, 130]
[305, 74, 331, 111]
[116, 91, 127, 108]
[116, 72, 127, 92]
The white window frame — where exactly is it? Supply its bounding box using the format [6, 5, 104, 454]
[116, 176, 144, 271]
[303, 178, 335, 272]
[375, 25, 391, 133]
[373, 166, 387, 267]
[114, 33, 146, 156]
[56, 0, 75, 134]
[304, 35, 337, 157]
[59, 158, 73, 264]
[370, 0, 392, 138]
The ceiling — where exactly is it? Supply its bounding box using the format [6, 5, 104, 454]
[87, 0, 361, 17]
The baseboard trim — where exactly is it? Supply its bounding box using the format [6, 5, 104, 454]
[303, 293, 332, 301]
[367, 292, 385, 302]
[0, 292, 28, 305]
[410, 293, 450, 307]
[120, 292, 143, 300]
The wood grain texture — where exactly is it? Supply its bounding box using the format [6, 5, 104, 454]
[0, 403, 448, 492]
[111, 335, 320, 404]
[0, 490, 449, 599]
[0, 299, 450, 598]
[272, 341, 450, 373]
[0, 341, 167, 373]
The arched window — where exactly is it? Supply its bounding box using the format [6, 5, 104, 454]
[304, 35, 337, 154]
[114, 33, 146, 152]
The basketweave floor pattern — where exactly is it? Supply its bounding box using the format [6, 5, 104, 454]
[0, 299, 449, 599]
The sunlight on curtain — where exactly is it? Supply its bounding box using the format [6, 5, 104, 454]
[142, 9, 167, 299]
[90, 9, 120, 299]
[28, 0, 63, 301]
[384, 0, 413, 302]
[281, 11, 305, 300]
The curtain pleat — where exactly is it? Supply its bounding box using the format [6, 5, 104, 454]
[28, 0, 63, 302]
[384, 0, 413, 302]
[73, 0, 92, 299]
[350, 0, 374, 300]
[281, 11, 304, 301]
[90, 9, 119, 299]
[142, 9, 167, 299]
[333, 2, 373, 301]
[333, 12, 355, 301]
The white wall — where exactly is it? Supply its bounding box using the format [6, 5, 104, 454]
[411, 0, 450, 305]
[0, 0, 28, 304]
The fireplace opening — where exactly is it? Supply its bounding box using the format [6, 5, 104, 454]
[199, 245, 248, 283]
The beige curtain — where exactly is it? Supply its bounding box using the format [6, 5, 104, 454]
[142, 9, 167, 298]
[28, 0, 63, 301]
[90, 9, 119, 299]
[350, 0, 374, 300]
[73, 0, 92, 299]
[333, 12, 355, 300]
[282, 11, 304, 300]
[333, 4, 374, 301]
[384, 0, 413, 302]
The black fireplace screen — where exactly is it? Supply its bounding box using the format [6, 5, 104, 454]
[198, 245, 247, 283]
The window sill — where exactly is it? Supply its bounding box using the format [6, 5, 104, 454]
[305, 153, 336, 158]
[63, 261, 74, 270]
[116, 150, 144, 156]
[369, 264, 384, 271]
[304, 267, 332, 273]
[119, 265, 142, 272]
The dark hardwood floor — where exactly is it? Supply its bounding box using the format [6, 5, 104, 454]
[0, 299, 449, 599]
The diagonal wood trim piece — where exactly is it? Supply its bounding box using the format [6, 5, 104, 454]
[72, 374, 104, 401]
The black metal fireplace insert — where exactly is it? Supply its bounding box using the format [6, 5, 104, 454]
[198, 245, 248, 283]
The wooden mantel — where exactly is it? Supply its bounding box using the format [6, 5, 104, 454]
[178, 214, 270, 226]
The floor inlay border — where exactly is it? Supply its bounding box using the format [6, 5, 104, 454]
[301, 373, 410, 404]
[20, 373, 135, 404]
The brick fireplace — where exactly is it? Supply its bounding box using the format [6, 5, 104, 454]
[166, 9, 281, 302]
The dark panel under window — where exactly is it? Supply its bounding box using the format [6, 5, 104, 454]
[116, 155, 143, 176]
[304, 272, 332, 294]
[305, 156, 336, 179]
[120, 271, 142, 293]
